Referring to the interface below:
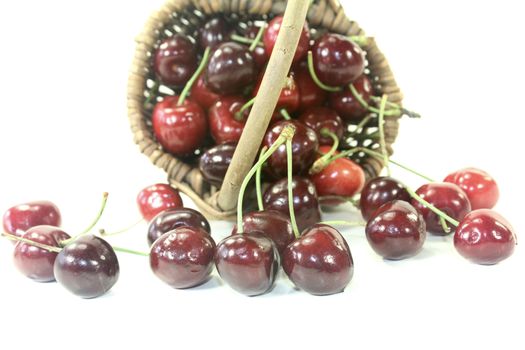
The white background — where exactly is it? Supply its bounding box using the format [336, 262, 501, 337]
[0, 1, 524, 349]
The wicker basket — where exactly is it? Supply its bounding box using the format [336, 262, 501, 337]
[127, 0, 403, 221]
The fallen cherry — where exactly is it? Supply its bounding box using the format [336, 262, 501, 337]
[444, 168, 499, 210]
[137, 184, 184, 222]
[154, 34, 197, 86]
[208, 96, 248, 144]
[329, 74, 373, 121]
[3, 200, 61, 239]
[264, 16, 309, 62]
[298, 107, 344, 145]
[359, 177, 411, 221]
[199, 143, 236, 187]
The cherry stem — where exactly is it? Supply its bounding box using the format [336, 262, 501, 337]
[306, 51, 342, 92]
[256, 146, 267, 211]
[231, 34, 265, 47]
[112, 246, 149, 257]
[440, 217, 452, 233]
[309, 129, 340, 175]
[177, 46, 211, 106]
[249, 24, 266, 51]
[286, 138, 301, 238]
[319, 221, 366, 227]
[349, 84, 401, 117]
[99, 218, 145, 236]
[369, 96, 421, 119]
[280, 108, 292, 120]
[1, 232, 62, 253]
[350, 114, 373, 136]
[348, 35, 369, 47]
[405, 185, 460, 227]
[378, 94, 391, 176]
[235, 96, 256, 121]
[236, 125, 296, 233]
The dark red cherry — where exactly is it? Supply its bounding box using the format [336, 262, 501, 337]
[231, 210, 294, 255]
[3, 200, 61, 239]
[293, 63, 326, 112]
[208, 96, 248, 144]
[329, 75, 373, 121]
[154, 34, 197, 87]
[359, 177, 411, 221]
[264, 16, 309, 62]
[245, 24, 269, 67]
[298, 107, 344, 145]
[365, 201, 426, 260]
[262, 120, 319, 179]
[205, 42, 256, 95]
[199, 143, 236, 187]
[263, 176, 321, 232]
[411, 183, 472, 235]
[190, 73, 221, 110]
[54, 235, 119, 298]
[253, 72, 300, 119]
[152, 96, 207, 156]
[444, 168, 499, 210]
[199, 17, 232, 49]
[283, 224, 353, 295]
[312, 33, 365, 86]
[137, 183, 184, 222]
[147, 207, 210, 247]
[13, 226, 70, 282]
[150, 227, 215, 288]
[454, 209, 517, 265]
[215, 232, 279, 296]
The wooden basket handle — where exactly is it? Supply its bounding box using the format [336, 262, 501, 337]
[217, 0, 311, 211]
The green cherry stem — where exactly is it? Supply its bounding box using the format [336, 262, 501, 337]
[349, 84, 401, 117]
[286, 138, 301, 238]
[309, 128, 339, 175]
[177, 47, 211, 106]
[307, 51, 342, 92]
[378, 94, 391, 176]
[319, 221, 366, 227]
[280, 108, 292, 120]
[369, 96, 421, 119]
[405, 186, 460, 227]
[349, 114, 373, 135]
[249, 24, 266, 51]
[99, 218, 145, 236]
[231, 34, 265, 47]
[439, 217, 452, 233]
[1, 232, 62, 253]
[256, 146, 268, 211]
[112, 246, 150, 257]
[235, 96, 256, 121]
[236, 125, 296, 233]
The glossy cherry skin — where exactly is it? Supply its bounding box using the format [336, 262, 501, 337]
[263, 176, 321, 232]
[262, 120, 319, 179]
[205, 42, 256, 95]
[283, 224, 353, 295]
[152, 96, 208, 156]
[208, 96, 248, 144]
[365, 201, 426, 260]
[312, 33, 365, 86]
[444, 168, 499, 210]
[264, 16, 310, 63]
[360, 177, 411, 221]
[329, 75, 373, 121]
[150, 227, 215, 288]
[190, 74, 221, 110]
[215, 232, 279, 296]
[454, 209, 517, 265]
[293, 63, 326, 112]
[54, 235, 119, 299]
[137, 183, 184, 222]
[199, 143, 236, 187]
[199, 17, 231, 48]
[231, 210, 294, 255]
[3, 201, 62, 239]
[298, 107, 344, 145]
[411, 183, 472, 235]
[147, 207, 211, 247]
[154, 35, 197, 86]
[245, 24, 269, 66]
[253, 72, 300, 119]
[13, 226, 70, 282]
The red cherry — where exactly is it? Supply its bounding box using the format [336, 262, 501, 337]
[246, 24, 269, 67]
[253, 71, 300, 121]
[154, 35, 197, 87]
[198, 143, 236, 187]
[359, 177, 411, 221]
[293, 62, 327, 112]
[444, 168, 499, 210]
[190, 74, 221, 110]
[3, 201, 62, 240]
[136, 184, 184, 222]
[152, 96, 207, 156]
[298, 107, 344, 145]
[208, 96, 248, 144]
[329, 75, 373, 121]
[199, 17, 232, 49]
[147, 207, 210, 247]
[263, 16, 310, 63]
[454, 209, 517, 265]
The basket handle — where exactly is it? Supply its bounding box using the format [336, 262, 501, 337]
[217, 0, 311, 211]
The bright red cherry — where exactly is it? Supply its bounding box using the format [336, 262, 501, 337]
[283, 224, 353, 295]
[147, 207, 210, 247]
[154, 35, 197, 87]
[199, 17, 232, 48]
[359, 177, 411, 221]
[253, 72, 300, 119]
[444, 168, 499, 210]
[190, 74, 221, 110]
[312, 33, 365, 86]
[411, 183, 471, 235]
[365, 201, 426, 260]
[208, 96, 248, 144]
[454, 209, 517, 265]
[264, 16, 310, 63]
[293, 62, 326, 112]
[3, 201, 61, 239]
[137, 183, 184, 222]
[329, 74, 373, 121]
[152, 96, 207, 156]
[298, 107, 344, 145]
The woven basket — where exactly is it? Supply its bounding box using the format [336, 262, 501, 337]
[127, 0, 403, 221]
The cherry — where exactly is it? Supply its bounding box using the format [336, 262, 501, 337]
[454, 209, 517, 265]
[298, 107, 344, 145]
[253, 72, 300, 119]
[199, 17, 232, 49]
[13, 225, 70, 282]
[199, 143, 236, 187]
[329, 75, 373, 121]
[215, 232, 279, 296]
[231, 210, 294, 255]
[245, 24, 269, 66]
[411, 183, 471, 235]
[293, 63, 326, 112]
[147, 207, 211, 247]
[54, 235, 119, 298]
[365, 200, 426, 260]
[264, 16, 309, 63]
[444, 168, 499, 210]
[262, 120, 319, 179]
[190, 73, 221, 110]
[283, 224, 353, 295]
[150, 227, 215, 288]
[152, 95, 208, 156]
[205, 42, 256, 95]
[263, 176, 321, 232]
[312, 33, 365, 86]
[136, 183, 184, 222]
[208, 96, 248, 144]
[359, 177, 411, 221]
[3, 200, 61, 239]
[154, 34, 197, 87]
